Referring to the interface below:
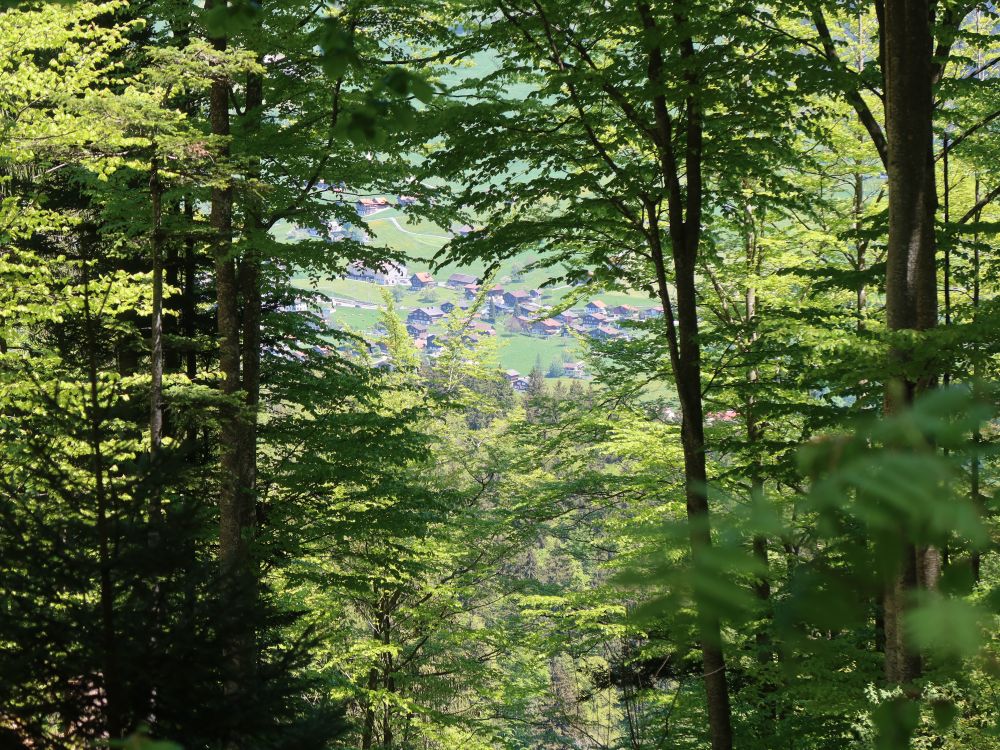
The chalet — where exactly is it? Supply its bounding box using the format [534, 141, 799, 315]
[590, 325, 621, 340]
[556, 311, 579, 324]
[504, 369, 521, 383]
[346, 260, 409, 286]
[585, 300, 608, 314]
[345, 261, 374, 282]
[410, 271, 434, 290]
[503, 290, 531, 307]
[530, 319, 563, 337]
[512, 377, 530, 392]
[640, 307, 664, 320]
[581, 312, 609, 327]
[355, 197, 391, 216]
[440, 301, 456, 314]
[519, 302, 543, 316]
[510, 315, 532, 331]
[463, 283, 481, 299]
[447, 272, 478, 288]
[406, 322, 429, 337]
[611, 304, 640, 319]
[326, 219, 352, 241]
[563, 362, 586, 379]
[397, 194, 419, 206]
[407, 307, 446, 325]
[279, 297, 310, 313]
[374, 262, 409, 286]
[469, 321, 496, 336]
[484, 286, 505, 300]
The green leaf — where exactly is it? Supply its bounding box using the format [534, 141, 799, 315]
[905, 592, 986, 662]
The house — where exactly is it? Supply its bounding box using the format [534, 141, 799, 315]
[581, 312, 609, 327]
[485, 288, 507, 309]
[563, 362, 586, 379]
[469, 321, 495, 336]
[447, 272, 478, 288]
[463, 283, 481, 299]
[509, 315, 532, 331]
[440, 301, 456, 313]
[503, 290, 531, 308]
[376, 262, 409, 285]
[346, 260, 409, 286]
[406, 322, 429, 337]
[585, 300, 608, 314]
[519, 302, 543, 316]
[611, 304, 640, 319]
[556, 311, 579, 324]
[640, 307, 664, 320]
[355, 197, 391, 216]
[512, 377, 530, 392]
[530, 319, 563, 337]
[407, 307, 446, 325]
[410, 271, 434, 290]
[345, 261, 375, 282]
[504, 369, 521, 383]
[279, 297, 310, 313]
[397, 194, 419, 206]
[590, 325, 621, 340]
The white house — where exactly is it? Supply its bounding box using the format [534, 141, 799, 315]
[346, 260, 409, 285]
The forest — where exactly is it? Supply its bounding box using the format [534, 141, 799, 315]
[0, 0, 998, 748]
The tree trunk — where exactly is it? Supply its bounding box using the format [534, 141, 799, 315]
[149, 153, 164, 525]
[183, 195, 198, 383]
[854, 171, 868, 330]
[638, 3, 734, 739]
[882, 0, 937, 686]
[238, 69, 264, 530]
[82, 256, 123, 739]
[647, 209, 733, 750]
[207, 5, 255, 741]
[971, 176, 983, 582]
[361, 667, 378, 750]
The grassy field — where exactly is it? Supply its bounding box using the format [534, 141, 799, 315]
[326, 305, 382, 331]
[493, 332, 582, 374]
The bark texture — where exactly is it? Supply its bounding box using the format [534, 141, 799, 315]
[882, 0, 937, 686]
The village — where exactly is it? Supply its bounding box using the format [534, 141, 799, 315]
[338, 259, 663, 388]
[287, 195, 666, 388]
